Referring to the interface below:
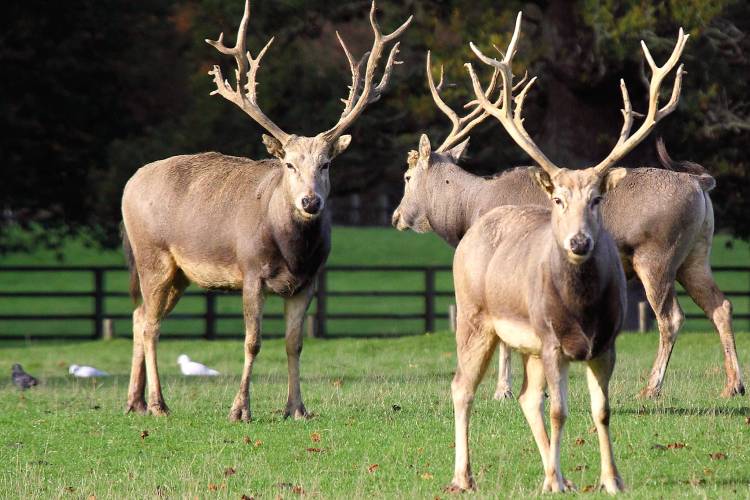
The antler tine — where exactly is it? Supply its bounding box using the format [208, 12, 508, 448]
[322, 1, 413, 142]
[465, 12, 560, 174]
[593, 28, 688, 173]
[206, 0, 289, 144]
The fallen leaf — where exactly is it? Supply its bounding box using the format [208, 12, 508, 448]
[392, 404, 402, 412]
[291, 485, 305, 495]
[367, 464, 379, 473]
[667, 442, 686, 449]
[155, 485, 167, 497]
[581, 485, 595, 493]
[243, 436, 251, 445]
[417, 447, 424, 454]
[254, 440, 263, 448]
[449, 442, 455, 449]
[306, 447, 324, 453]
[224, 467, 236, 477]
[208, 483, 219, 492]
[57, 361, 66, 368]
[709, 452, 727, 460]
[575, 438, 585, 446]
[310, 432, 321, 443]
[332, 379, 343, 388]
[421, 472, 434, 480]
[745, 416, 750, 426]
[241, 495, 255, 500]
[588, 426, 597, 434]
[574, 464, 587, 472]
[140, 430, 149, 440]
[703, 468, 714, 476]
[64, 486, 76, 493]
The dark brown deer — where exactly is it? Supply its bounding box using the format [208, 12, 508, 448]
[393, 22, 743, 401]
[447, 14, 686, 493]
[121, 0, 411, 420]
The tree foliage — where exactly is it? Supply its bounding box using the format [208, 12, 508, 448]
[2, 0, 748, 253]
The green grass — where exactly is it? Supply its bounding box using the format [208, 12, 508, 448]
[1, 331, 749, 498]
[0, 228, 748, 338]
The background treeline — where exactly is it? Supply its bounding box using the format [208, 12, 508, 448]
[2, 0, 748, 254]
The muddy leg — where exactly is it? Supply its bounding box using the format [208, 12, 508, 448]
[229, 277, 264, 422]
[678, 259, 745, 397]
[451, 318, 497, 491]
[586, 349, 624, 493]
[518, 355, 550, 474]
[494, 341, 514, 400]
[283, 284, 314, 419]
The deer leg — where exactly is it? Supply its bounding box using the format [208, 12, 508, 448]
[586, 348, 624, 494]
[542, 348, 572, 493]
[518, 354, 550, 473]
[451, 317, 497, 492]
[229, 277, 264, 422]
[126, 305, 147, 414]
[678, 255, 745, 397]
[493, 341, 514, 400]
[634, 261, 683, 398]
[283, 284, 314, 420]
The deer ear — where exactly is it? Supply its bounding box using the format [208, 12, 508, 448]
[529, 166, 555, 196]
[419, 134, 432, 160]
[447, 138, 470, 163]
[263, 134, 285, 159]
[330, 135, 352, 159]
[602, 167, 627, 193]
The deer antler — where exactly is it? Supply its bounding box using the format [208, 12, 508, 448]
[466, 12, 559, 175]
[428, 51, 527, 153]
[592, 29, 688, 172]
[321, 1, 412, 142]
[206, 0, 290, 144]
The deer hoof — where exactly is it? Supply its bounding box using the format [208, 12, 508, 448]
[228, 405, 252, 423]
[283, 402, 309, 420]
[599, 475, 625, 494]
[493, 389, 514, 401]
[147, 402, 170, 417]
[543, 475, 575, 493]
[720, 382, 745, 398]
[447, 476, 476, 492]
[125, 400, 148, 415]
[637, 386, 661, 399]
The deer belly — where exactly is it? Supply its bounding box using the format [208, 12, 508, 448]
[491, 318, 542, 354]
[173, 253, 243, 290]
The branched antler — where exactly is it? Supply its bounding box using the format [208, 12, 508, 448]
[322, 1, 412, 141]
[206, 0, 289, 144]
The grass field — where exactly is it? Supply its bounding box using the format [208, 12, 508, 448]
[1, 331, 749, 498]
[0, 228, 748, 338]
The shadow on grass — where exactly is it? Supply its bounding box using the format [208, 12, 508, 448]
[616, 406, 750, 417]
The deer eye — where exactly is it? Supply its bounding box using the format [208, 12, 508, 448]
[321, 161, 330, 170]
[285, 162, 295, 170]
[552, 197, 563, 206]
[405, 175, 411, 183]
[591, 196, 603, 207]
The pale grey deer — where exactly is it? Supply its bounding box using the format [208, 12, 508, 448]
[393, 19, 743, 401]
[448, 13, 686, 493]
[121, 0, 411, 419]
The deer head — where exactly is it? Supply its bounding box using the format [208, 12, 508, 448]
[466, 13, 687, 263]
[207, 1, 411, 220]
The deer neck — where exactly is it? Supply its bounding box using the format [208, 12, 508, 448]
[546, 238, 605, 311]
[425, 164, 487, 247]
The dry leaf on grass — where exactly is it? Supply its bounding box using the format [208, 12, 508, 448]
[292, 485, 305, 495]
[574, 438, 585, 446]
[574, 464, 587, 472]
[140, 430, 149, 440]
[367, 464, 379, 473]
[241, 495, 255, 500]
[243, 436, 251, 445]
[421, 472, 434, 480]
[254, 440, 263, 448]
[306, 447, 324, 453]
[310, 432, 321, 443]
[588, 426, 597, 434]
[332, 379, 343, 388]
[667, 442, 686, 449]
[224, 467, 236, 477]
[64, 486, 75, 493]
[745, 416, 750, 425]
[709, 452, 727, 460]
[392, 404, 402, 412]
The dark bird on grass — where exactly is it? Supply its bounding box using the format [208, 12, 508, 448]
[11, 364, 39, 390]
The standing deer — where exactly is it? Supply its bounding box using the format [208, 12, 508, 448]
[447, 14, 687, 493]
[393, 25, 743, 401]
[121, 0, 411, 420]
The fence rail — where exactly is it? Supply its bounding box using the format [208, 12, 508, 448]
[0, 265, 748, 340]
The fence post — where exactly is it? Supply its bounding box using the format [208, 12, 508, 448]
[315, 270, 327, 338]
[205, 291, 216, 340]
[93, 268, 105, 339]
[350, 194, 361, 225]
[425, 268, 436, 333]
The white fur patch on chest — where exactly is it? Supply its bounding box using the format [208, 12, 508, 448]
[491, 318, 542, 355]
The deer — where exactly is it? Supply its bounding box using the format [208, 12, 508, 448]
[445, 13, 687, 493]
[121, 0, 411, 420]
[393, 22, 743, 402]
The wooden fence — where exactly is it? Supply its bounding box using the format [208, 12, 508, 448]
[0, 265, 748, 340]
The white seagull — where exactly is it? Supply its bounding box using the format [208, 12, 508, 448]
[69, 364, 109, 378]
[177, 354, 220, 376]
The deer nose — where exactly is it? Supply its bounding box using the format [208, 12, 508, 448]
[569, 233, 592, 256]
[391, 208, 401, 227]
[301, 195, 322, 215]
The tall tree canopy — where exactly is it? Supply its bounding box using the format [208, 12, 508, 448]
[1, 0, 748, 253]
